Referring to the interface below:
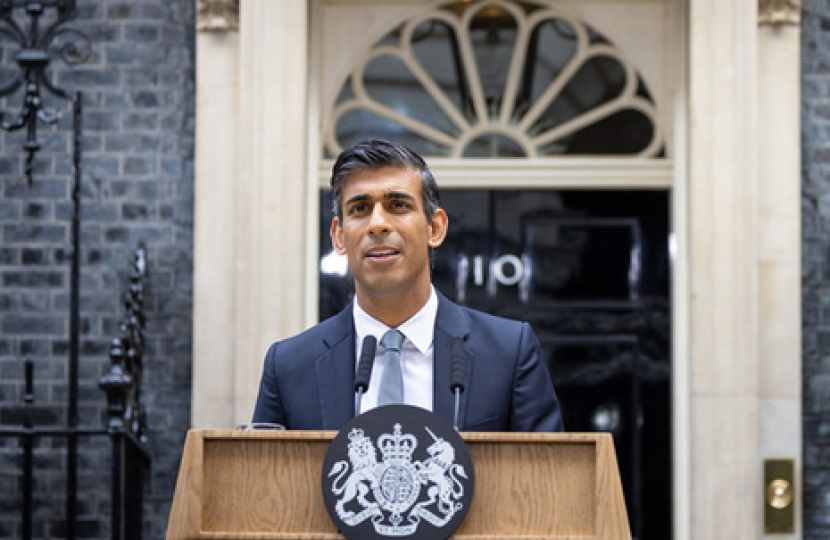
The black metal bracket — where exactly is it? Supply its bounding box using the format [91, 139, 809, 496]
[0, 0, 91, 182]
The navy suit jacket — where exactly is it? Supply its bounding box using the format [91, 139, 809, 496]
[252, 292, 563, 432]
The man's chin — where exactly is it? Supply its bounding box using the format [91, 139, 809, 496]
[354, 276, 412, 299]
[357, 280, 402, 297]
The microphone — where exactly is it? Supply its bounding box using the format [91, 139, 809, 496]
[354, 335, 377, 417]
[450, 337, 466, 431]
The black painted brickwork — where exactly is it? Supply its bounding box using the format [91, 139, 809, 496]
[0, 1, 194, 539]
[804, 3, 830, 539]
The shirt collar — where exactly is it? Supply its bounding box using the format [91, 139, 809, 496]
[353, 286, 438, 354]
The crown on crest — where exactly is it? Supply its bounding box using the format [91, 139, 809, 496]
[347, 427, 370, 446]
[378, 423, 417, 461]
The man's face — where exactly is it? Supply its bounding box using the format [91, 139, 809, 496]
[331, 167, 448, 305]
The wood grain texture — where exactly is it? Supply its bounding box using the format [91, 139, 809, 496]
[166, 430, 630, 540]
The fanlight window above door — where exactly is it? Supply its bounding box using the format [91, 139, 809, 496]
[324, 0, 664, 159]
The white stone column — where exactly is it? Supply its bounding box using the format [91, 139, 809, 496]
[192, 0, 310, 428]
[688, 0, 761, 537]
[192, 1, 240, 429]
[758, 5, 802, 540]
[232, 0, 310, 425]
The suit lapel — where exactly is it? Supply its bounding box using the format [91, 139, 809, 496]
[315, 305, 356, 430]
[316, 295, 474, 429]
[433, 293, 471, 428]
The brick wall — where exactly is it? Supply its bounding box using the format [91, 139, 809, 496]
[0, 1, 194, 538]
[803, 2, 830, 539]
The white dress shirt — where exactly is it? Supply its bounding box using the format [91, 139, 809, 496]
[354, 286, 438, 413]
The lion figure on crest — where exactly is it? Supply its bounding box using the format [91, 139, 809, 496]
[328, 428, 379, 519]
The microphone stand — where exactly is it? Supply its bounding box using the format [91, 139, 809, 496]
[354, 335, 377, 417]
[450, 338, 466, 431]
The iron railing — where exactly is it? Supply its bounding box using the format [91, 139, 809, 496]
[1, 245, 151, 540]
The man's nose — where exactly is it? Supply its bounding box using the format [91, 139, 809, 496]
[367, 204, 391, 235]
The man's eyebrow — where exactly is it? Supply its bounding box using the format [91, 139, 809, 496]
[384, 191, 416, 201]
[344, 193, 370, 206]
[344, 191, 416, 206]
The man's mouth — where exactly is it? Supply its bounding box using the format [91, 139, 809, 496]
[365, 247, 400, 260]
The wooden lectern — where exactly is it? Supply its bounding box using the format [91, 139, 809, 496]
[166, 430, 630, 540]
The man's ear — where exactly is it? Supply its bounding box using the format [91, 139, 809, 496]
[331, 217, 346, 255]
[427, 208, 449, 248]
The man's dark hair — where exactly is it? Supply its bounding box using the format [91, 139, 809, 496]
[330, 139, 440, 221]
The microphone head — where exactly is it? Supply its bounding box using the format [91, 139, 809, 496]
[450, 337, 466, 392]
[354, 335, 377, 392]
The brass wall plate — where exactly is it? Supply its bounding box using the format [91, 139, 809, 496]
[764, 459, 795, 534]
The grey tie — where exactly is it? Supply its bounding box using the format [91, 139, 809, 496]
[378, 329, 405, 406]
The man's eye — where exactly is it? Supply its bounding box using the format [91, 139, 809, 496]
[348, 203, 367, 214]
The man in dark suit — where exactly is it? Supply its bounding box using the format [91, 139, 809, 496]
[253, 139, 563, 432]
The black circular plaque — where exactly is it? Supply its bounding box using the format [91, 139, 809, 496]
[321, 405, 475, 540]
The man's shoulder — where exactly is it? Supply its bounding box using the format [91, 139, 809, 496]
[267, 306, 353, 358]
[457, 303, 524, 326]
[437, 294, 528, 337]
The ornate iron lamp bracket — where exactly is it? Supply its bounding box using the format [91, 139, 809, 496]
[0, 0, 90, 182]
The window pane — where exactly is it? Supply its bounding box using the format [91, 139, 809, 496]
[324, 0, 662, 158]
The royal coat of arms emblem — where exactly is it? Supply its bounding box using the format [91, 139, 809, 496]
[321, 405, 474, 540]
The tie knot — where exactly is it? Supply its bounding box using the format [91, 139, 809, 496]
[381, 329, 405, 353]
